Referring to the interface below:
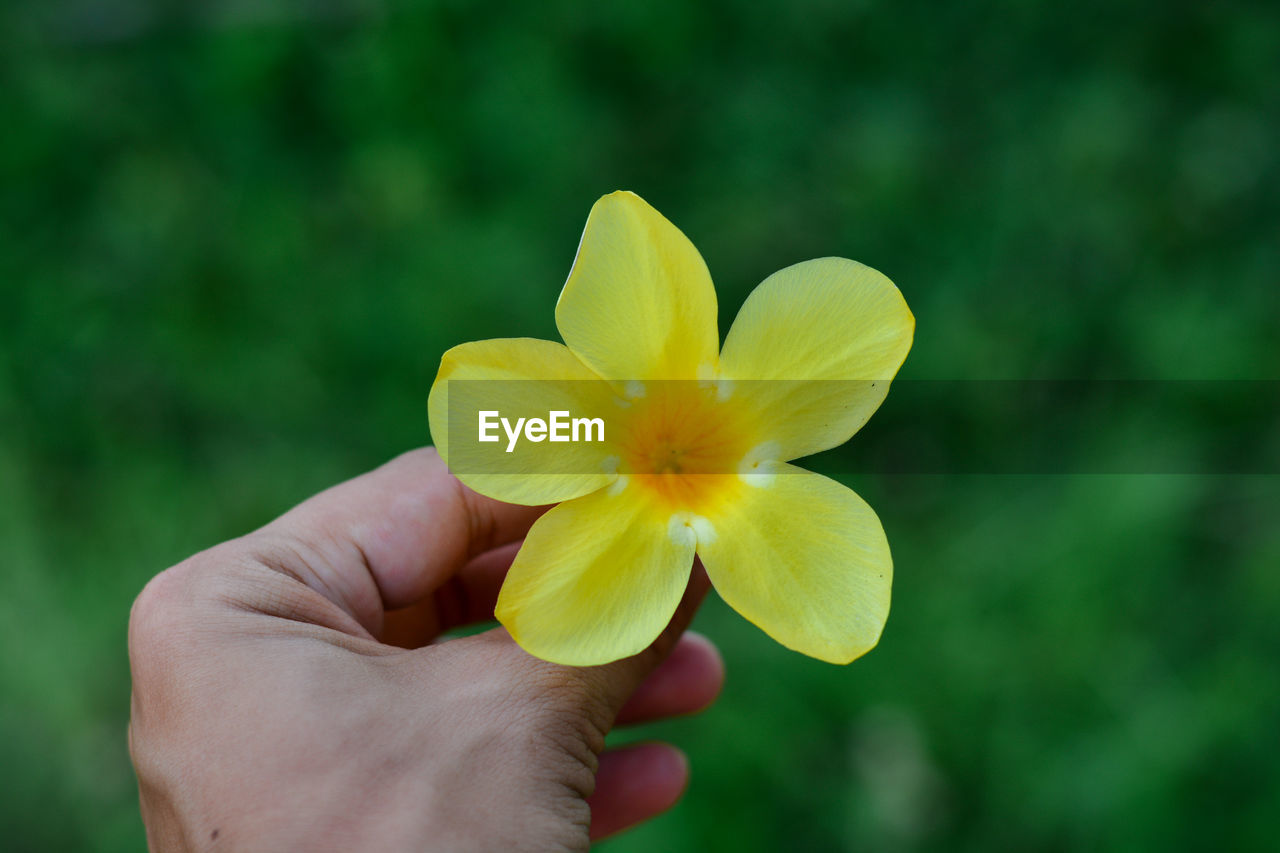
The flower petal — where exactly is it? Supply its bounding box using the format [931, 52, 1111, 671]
[718, 258, 914, 460]
[496, 485, 696, 666]
[696, 465, 892, 664]
[428, 338, 617, 506]
[556, 191, 719, 382]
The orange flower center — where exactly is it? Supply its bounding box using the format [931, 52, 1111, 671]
[615, 381, 760, 514]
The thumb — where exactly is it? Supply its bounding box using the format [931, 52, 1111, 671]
[543, 560, 713, 731]
[427, 559, 712, 757]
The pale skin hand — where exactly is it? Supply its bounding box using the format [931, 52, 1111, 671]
[127, 448, 724, 852]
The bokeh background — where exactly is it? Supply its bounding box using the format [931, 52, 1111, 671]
[3, 1, 1279, 850]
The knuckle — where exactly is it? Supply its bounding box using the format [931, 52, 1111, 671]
[128, 564, 191, 653]
[128, 545, 245, 662]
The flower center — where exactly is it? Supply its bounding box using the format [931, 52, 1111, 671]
[615, 380, 759, 514]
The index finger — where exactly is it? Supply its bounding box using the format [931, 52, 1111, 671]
[252, 447, 547, 635]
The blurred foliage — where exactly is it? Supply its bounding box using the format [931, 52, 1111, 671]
[2, 0, 1279, 850]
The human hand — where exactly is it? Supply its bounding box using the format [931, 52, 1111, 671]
[127, 448, 723, 851]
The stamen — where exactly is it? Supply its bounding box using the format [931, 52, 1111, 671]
[739, 441, 782, 488]
[668, 511, 717, 546]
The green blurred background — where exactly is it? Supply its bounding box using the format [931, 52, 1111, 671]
[3, 1, 1278, 850]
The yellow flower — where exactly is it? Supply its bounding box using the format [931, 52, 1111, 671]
[428, 191, 914, 666]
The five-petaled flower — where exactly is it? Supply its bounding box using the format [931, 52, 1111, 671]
[429, 191, 914, 666]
